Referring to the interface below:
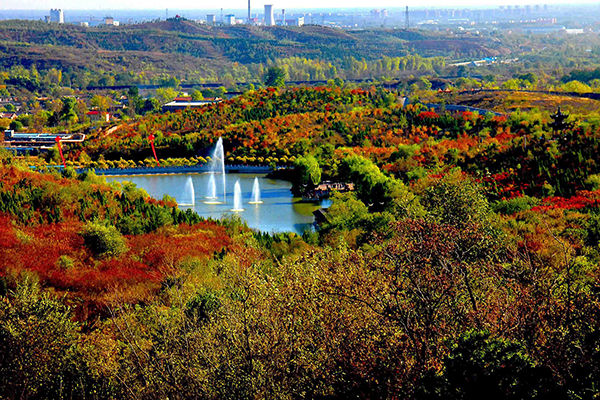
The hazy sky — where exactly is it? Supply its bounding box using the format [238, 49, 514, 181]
[0, 0, 597, 11]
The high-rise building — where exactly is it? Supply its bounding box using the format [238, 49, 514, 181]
[49, 9, 64, 24]
[248, 0, 251, 23]
[264, 5, 274, 26]
[206, 14, 216, 25]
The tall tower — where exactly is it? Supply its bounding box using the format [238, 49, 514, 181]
[264, 5, 274, 26]
[282, 9, 285, 26]
[248, 0, 251, 23]
[405, 6, 409, 30]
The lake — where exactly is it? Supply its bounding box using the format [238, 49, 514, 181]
[106, 173, 329, 234]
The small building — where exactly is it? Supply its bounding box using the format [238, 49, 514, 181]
[104, 16, 119, 26]
[0, 112, 17, 120]
[3, 130, 86, 150]
[86, 110, 111, 122]
[286, 17, 304, 26]
[162, 97, 222, 112]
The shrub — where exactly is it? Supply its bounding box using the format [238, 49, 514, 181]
[56, 255, 75, 270]
[493, 195, 539, 215]
[80, 222, 128, 258]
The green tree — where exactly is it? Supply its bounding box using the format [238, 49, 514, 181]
[8, 120, 22, 131]
[293, 155, 321, 189]
[264, 67, 286, 87]
[420, 330, 547, 399]
[60, 97, 78, 125]
[156, 87, 178, 104]
[142, 98, 161, 114]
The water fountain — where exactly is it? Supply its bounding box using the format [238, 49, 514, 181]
[231, 180, 244, 212]
[248, 177, 263, 204]
[178, 175, 195, 206]
[208, 137, 226, 204]
[204, 173, 222, 204]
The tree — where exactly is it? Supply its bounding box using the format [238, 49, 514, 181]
[90, 94, 112, 112]
[127, 86, 142, 116]
[191, 89, 204, 101]
[419, 330, 548, 399]
[142, 98, 161, 115]
[156, 88, 178, 104]
[264, 67, 286, 87]
[561, 80, 592, 93]
[293, 155, 321, 190]
[8, 120, 22, 131]
[0, 278, 81, 399]
[60, 97, 78, 125]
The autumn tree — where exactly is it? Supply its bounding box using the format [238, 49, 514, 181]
[0, 278, 82, 399]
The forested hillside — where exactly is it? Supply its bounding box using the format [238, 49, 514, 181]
[0, 19, 506, 88]
[3, 82, 600, 395]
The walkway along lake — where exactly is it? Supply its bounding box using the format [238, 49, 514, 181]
[106, 173, 330, 235]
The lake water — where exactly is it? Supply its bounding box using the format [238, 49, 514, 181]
[106, 173, 329, 234]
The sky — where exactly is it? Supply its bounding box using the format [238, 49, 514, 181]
[0, 0, 599, 11]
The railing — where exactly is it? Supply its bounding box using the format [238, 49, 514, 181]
[81, 164, 276, 176]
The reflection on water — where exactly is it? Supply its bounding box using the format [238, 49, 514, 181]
[106, 173, 328, 234]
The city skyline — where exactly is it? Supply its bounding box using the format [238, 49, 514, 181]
[1, 0, 598, 11]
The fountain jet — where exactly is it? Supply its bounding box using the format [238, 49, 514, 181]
[248, 177, 263, 204]
[178, 175, 195, 206]
[231, 180, 244, 212]
[204, 173, 222, 204]
[209, 137, 226, 204]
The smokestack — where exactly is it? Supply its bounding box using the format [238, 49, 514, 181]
[248, 0, 251, 23]
[282, 9, 285, 26]
[405, 6, 409, 30]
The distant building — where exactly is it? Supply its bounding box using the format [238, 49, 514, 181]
[49, 9, 64, 24]
[564, 28, 585, 35]
[80, 21, 89, 27]
[3, 130, 85, 151]
[264, 5, 274, 26]
[104, 16, 119, 26]
[162, 97, 223, 112]
[286, 17, 304, 26]
[224, 14, 236, 25]
[206, 14, 216, 25]
[86, 111, 111, 123]
[0, 112, 17, 120]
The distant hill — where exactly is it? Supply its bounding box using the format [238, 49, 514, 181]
[0, 19, 515, 89]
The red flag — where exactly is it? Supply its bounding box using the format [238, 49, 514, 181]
[55, 136, 66, 168]
[148, 134, 160, 166]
